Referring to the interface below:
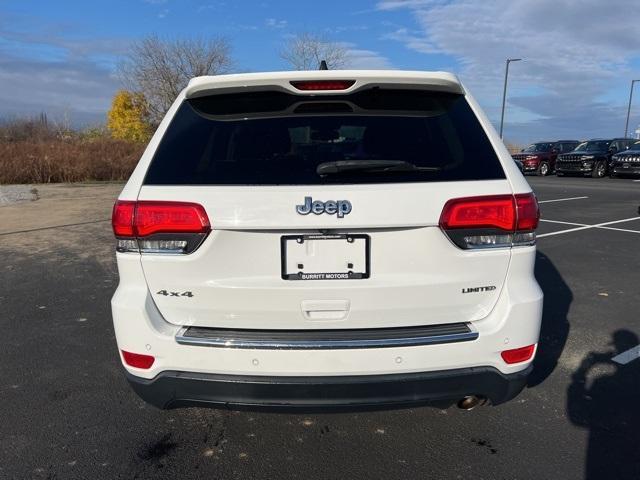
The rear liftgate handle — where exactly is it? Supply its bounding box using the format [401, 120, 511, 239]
[301, 300, 350, 321]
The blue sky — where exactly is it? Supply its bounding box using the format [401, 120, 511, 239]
[1, 0, 639, 143]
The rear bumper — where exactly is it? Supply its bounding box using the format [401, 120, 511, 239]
[112, 246, 542, 409]
[126, 365, 532, 410]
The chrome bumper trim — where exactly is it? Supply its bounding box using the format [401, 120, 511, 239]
[175, 323, 478, 350]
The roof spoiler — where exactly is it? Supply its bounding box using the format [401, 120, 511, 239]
[185, 71, 465, 99]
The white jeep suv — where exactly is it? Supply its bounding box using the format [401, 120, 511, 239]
[111, 70, 543, 410]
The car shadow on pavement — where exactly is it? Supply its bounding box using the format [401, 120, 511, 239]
[528, 251, 572, 388]
[567, 330, 640, 479]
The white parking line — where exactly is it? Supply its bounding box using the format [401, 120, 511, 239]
[540, 218, 640, 234]
[538, 196, 589, 204]
[538, 216, 640, 238]
[599, 226, 640, 234]
[612, 345, 640, 365]
[540, 219, 584, 226]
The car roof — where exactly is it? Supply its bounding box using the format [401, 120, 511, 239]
[185, 70, 465, 98]
[586, 138, 633, 142]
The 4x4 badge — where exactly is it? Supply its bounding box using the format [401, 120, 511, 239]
[296, 197, 352, 218]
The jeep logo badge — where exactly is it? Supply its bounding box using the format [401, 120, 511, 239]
[296, 197, 352, 218]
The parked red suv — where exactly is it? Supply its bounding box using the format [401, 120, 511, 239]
[512, 140, 580, 176]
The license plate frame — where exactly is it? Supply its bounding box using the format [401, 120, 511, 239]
[280, 234, 370, 281]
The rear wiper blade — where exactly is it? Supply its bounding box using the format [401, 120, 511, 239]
[316, 160, 441, 176]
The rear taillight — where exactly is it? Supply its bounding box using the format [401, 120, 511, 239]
[111, 201, 136, 237]
[439, 193, 539, 249]
[501, 344, 536, 364]
[290, 80, 356, 91]
[439, 195, 515, 231]
[112, 201, 210, 254]
[134, 202, 210, 236]
[514, 193, 539, 230]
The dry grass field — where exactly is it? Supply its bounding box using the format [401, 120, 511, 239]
[0, 138, 143, 184]
[0, 118, 144, 184]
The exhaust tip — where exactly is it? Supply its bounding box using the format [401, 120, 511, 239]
[457, 395, 487, 410]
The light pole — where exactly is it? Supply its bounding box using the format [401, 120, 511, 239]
[499, 58, 522, 139]
[624, 79, 639, 138]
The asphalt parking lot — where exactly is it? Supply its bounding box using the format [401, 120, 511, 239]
[1, 176, 639, 479]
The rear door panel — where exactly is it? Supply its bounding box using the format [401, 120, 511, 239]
[138, 180, 513, 329]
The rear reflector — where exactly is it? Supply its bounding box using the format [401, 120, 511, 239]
[501, 344, 536, 364]
[290, 80, 356, 91]
[112, 201, 211, 254]
[121, 350, 155, 369]
[439, 193, 539, 249]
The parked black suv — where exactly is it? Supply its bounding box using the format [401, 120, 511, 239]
[555, 138, 635, 178]
[610, 140, 640, 177]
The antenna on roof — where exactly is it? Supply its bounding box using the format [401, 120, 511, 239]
[319, 60, 328, 70]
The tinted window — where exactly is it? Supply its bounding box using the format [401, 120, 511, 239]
[144, 89, 505, 185]
[523, 143, 553, 153]
[575, 141, 611, 152]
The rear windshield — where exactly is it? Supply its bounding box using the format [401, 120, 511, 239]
[144, 88, 505, 185]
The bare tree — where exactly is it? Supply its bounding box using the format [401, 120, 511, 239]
[280, 33, 348, 71]
[119, 35, 233, 123]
